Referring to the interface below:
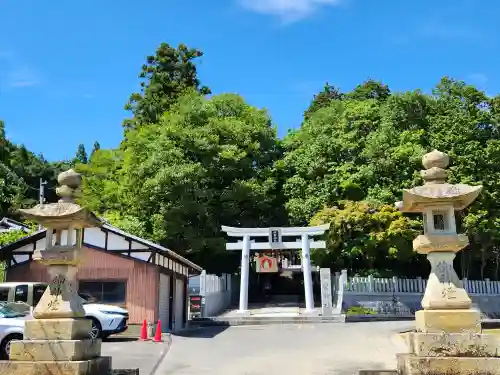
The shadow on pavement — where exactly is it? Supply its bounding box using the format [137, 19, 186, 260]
[104, 336, 138, 343]
[171, 325, 230, 338]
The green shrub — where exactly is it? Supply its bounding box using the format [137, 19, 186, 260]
[345, 305, 377, 315]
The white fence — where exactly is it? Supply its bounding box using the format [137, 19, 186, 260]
[344, 275, 500, 295]
[189, 271, 232, 317]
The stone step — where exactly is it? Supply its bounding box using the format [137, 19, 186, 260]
[191, 315, 346, 326]
[10, 339, 101, 362]
[359, 370, 397, 375]
[0, 356, 111, 375]
[398, 353, 500, 375]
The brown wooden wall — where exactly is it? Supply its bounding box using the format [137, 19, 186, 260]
[7, 246, 159, 324]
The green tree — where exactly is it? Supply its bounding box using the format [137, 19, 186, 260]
[74, 144, 88, 165]
[90, 141, 101, 158]
[280, 98, 382, 225]
[83, 92, 284, 272]
[286, 76, 500, 277]
[0, 222, 37, 247]
[310, 201, 418, 275]
[123, 43, 211, 130]
[304, 83, 343, 120]
[346, 79, 391, 101]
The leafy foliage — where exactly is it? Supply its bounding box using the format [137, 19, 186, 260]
[81, 91, 285, 272]
[0, 222, 37, 247]
[74, 144, 88, 165]
[123, 43, 211, 130]
[310, 201, 419, 276]
[3, 40, 500, 279]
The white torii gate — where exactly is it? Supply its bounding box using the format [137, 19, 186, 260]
[221, 224, 330, 313]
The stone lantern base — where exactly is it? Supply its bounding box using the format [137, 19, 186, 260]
[415, 308, 481, 334]
[397, 330, 500, 375]
[0, 318, 111, 375]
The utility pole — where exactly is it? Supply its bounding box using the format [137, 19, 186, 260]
[38, 178, 47, 230]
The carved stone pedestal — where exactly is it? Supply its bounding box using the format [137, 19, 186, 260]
[415, 309, 481, 334]
[0, 318, 111, 375]
[397, 331, 500, 375]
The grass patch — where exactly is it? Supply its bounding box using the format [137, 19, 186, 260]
[345, 306, 377, 316]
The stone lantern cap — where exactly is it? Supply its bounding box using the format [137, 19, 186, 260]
[400, 150, 482, 213]
[18, 169, 102, 229]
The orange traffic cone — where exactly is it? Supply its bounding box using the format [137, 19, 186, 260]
[139, 319, 149, 341]
[153, 320, 163, 342]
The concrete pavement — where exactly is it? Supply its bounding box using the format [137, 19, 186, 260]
[157, 322, 411, 375]
[102, 337, 171, 375]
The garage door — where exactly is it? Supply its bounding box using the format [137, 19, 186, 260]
[158, 274, 171, 332]
[174, 277, 185, 331]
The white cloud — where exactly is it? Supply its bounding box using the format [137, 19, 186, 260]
[0, 52, 42, 90]
[7, 65, 41, 88]
[10, 80, 39, 87]
[239, 0, 342, 22]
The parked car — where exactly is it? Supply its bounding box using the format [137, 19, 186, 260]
[0, 303, 27, 359]
[0, 282, 129, 339]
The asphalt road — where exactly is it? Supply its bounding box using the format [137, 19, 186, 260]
[102, 337, 170, 375]
[156, 322, 411, 375]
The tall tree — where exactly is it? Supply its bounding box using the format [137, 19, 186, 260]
[346, 79, 391, 101]
[90, 141, 101, 157]
[280, 98, 382, 224]
[123, 43, 211, 130]
[82, 92, 284, 272]
[304, 83, 343, 120]
[74, 144, 88, 165]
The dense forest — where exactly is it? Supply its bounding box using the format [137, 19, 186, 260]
[2, 42, 500, 280]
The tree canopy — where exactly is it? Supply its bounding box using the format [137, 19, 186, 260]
[2, 41, 500, 279]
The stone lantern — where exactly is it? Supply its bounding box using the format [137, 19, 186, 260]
[397, 150, 482, 332]
[1, 169, 113, 375]
[393, 151, 500, 375]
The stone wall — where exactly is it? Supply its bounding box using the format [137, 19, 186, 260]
[343, 292, 500, 318]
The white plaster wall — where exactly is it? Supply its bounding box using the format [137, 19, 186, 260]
[192, 273, 231, 317]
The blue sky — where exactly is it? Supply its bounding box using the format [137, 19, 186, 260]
[0, 0, 498, 161]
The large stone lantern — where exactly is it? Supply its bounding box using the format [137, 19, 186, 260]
[392, 151, 500, 375]
[1, 169, 113, 375]
[397, 150, 482, 332]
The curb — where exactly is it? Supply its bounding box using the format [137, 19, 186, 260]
[345, 315, 415, 322]
[189, 315, 347, 327]
[149, 334, 172, 375]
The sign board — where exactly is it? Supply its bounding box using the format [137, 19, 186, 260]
[256, 255, 279, 273]
[189, 295, 203, 315]
[268, 228, 282, 248]
[320, 268, 333, 316]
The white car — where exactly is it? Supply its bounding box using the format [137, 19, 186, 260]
[0, 303, 28, 359]
[0, 298, 129, 359]
[0, 282, 129, 343]
[78, 293, 129, 339]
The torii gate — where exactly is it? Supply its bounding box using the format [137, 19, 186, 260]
[221, 224, 330, 313]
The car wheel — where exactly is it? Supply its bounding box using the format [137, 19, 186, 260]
[89, 318, 102, 339]
[1, 333, 23, 360]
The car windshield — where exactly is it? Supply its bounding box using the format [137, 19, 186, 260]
[77, 293, 98, 304]
[0, 303, 27, 318]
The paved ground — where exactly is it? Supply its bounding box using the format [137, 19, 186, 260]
[157, 321, 412, 375]
[102, 337, 170, 375]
